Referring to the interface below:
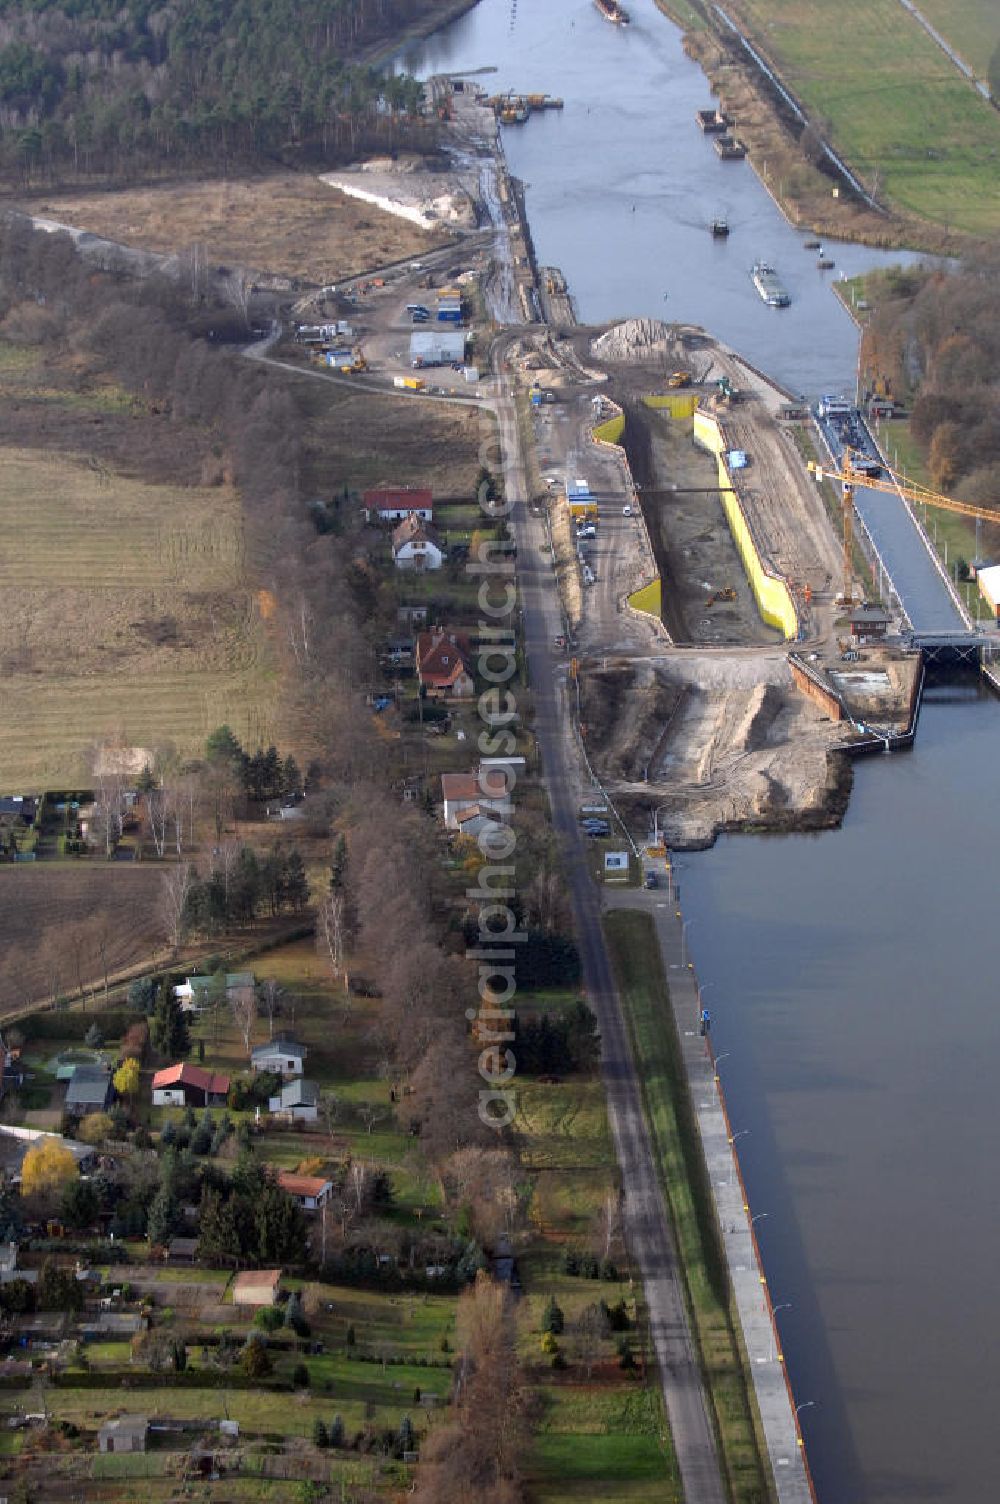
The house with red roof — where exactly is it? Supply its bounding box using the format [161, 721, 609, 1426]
[151, 1063, 230, 1109]
[277, 1170, 333, 1212]
[363, 486, 434, 524]
[440, 769, 512, 829]
[416, 627, 474, 698]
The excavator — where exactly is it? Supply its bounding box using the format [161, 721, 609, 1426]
[807, 447, 1000, 608]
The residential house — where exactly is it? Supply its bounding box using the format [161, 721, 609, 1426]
[250, 1039, 306, 1077]
[440, 769, 512, 830]
[268, 1079, 319, 1123]
[0, 1127, 96, 1178]
[232, 1269, 281, 1308]
[363, 487, 434, 525]
[453, 804, 503, 842]
[277, 1170, 333, 1212]
[173, 972, 255, 1014]
[416, 628, 474, 699]
[65, 1065, 112, 1115]
[151, 1063, 230, 1109]
[98, 1416, 148, 1454]
[392, 514, 444, 572]
[167, 1236, 199, 1262]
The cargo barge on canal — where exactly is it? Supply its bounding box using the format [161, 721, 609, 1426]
[751, 261, 790, 307]
[595, 0, 630, 23]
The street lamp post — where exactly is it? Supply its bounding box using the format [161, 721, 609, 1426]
[770, 1302, 792, 1362]
[681, 918, 696, 968]
[712, 1050, 729, 1090]
[750, 1211, 768, 1231]
[794, 1401, 817, 1447]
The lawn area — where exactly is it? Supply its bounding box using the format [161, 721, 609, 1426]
[880, 419, 1000, 618]
[916, 0, 997, 79]
[604, 910, 775, 1504]
[515, 1069, 679, 1500]
[728, 0, 1000, 235]
[0, 435, 276, 787]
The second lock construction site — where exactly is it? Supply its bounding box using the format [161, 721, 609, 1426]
[519, 317, 919, 849]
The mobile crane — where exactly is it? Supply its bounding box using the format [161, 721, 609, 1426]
[807, 448, 1000, 609]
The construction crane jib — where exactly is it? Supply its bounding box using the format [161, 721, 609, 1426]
[807, 447, 1000, 607]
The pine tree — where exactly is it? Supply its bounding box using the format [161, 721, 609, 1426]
[283, 850, 309, 912]
[146, 1183, 176, 1246]
[329, 1415, 345, 1448]
[150, 993, 189, 1059]
[330, 834, 348, 891]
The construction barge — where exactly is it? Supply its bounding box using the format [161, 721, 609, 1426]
[751, 261, 790, 308]
[696, 108, 731, 134]
[714, 134, 747, 160]
[488, 91, 564, 124]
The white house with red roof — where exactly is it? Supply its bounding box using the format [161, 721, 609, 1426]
[392, 513, 444, 571]
[363, 486, 434, 524]
[416, 628, 474, 698]
[152, 1063, 230, 1108]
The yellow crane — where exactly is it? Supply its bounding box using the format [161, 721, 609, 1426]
[807, 448, 1000, 607]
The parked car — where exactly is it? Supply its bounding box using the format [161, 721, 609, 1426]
[643, 871, 657, 889]
[622, 504, 632, 517]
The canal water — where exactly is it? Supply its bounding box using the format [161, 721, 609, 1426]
[400, 0, 923, 399]
[403, 5, 999, 1502]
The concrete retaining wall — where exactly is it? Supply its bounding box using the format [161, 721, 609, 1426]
[693, 409, 799, 639]
[788, 654, 846, 721]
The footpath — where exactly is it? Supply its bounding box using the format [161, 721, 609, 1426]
[604, 881, 817, 1504]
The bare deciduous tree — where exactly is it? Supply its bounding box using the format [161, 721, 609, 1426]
[258, 978, 283, 1040]
[231, 985, 257, 1056]
[161, 865, 194, 951]
[316, 890, 349, 987]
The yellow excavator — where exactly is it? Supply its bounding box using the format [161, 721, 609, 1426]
[807, 448, 1000, 608]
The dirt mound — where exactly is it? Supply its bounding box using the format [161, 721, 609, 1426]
[579, 661, 682, 781]
[591, 318, 679, 365]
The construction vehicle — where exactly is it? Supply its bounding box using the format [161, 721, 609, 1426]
[668, 370, 692, 388]
[706, 586, 737, 606]
[808, 446, 1000, 607]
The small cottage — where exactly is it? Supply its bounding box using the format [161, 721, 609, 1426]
[392, 513, 444, 572]
[65, 1066, 112, 1114]
[98, 1415, 148, 1454]
[416, 628, 474, 698]
[268, 1079, 319, 1123]
[151, 1063, 230, 1108]
[363, 486, 434, 524]
[440, 769, 512, 830]
[277, 1171, 333, 1212]
[174, 972, 255, 1013]
[251, 1039, 306, 1077]
[232, 1269, 281, 1308]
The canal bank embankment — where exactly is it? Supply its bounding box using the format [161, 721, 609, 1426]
[604, 902, 816, 1504]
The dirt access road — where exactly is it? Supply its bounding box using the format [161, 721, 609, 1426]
[493, 343, 728, 1504]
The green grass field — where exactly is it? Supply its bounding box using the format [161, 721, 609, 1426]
[917, 0, 998, 80]
[729, 0, 1000, 234]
